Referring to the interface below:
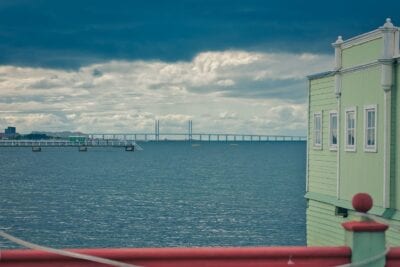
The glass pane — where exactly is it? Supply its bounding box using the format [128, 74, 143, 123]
[348, 129, 354, 146]
[367, 111, 371, 128]
[332, 115, 337, 129]
[347, 113, 351, 128]
[347, 112, 354, 129]
[314, 115, 321, 145]
[330, 114, 337, 146]
[332, 131, 337, 145]
[367, 129, 375, 146]
[368, 110, 375, 127]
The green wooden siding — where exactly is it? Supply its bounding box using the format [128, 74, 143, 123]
[306, 199, 345, 246]
[307, 66, 400, 246]
[307, 199, 400, 246]
[306, 28, 400, 247]
[386, 218, 400, 246]
[339, 66, 385, 207]
[308, 76, 337, 197]
[341, 38, 383, 69]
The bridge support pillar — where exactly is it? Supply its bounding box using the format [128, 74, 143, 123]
[32, 146, 41, 152]
[125, 145, 134, 152]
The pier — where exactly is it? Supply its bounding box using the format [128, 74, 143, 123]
[0, 140, 142, 152]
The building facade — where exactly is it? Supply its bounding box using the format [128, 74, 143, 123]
[4, 126, 16, 138]
[306, 19, 400, 246]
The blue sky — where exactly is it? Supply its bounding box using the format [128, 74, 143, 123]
[0, 0, 399, 134]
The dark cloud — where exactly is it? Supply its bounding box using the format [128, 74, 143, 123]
[92, 69, 103, 77]
[29, 79, 62, 89]
[222, 78, 307, 102]
[0, 0, 398, 68]
[190, 78, 307, 102]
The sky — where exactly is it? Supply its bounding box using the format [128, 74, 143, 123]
[0, 0, 399, 135]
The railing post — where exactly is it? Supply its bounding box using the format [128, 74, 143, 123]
[342, 193, 388, 267]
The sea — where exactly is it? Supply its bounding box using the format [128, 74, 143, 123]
[0, 141, 306, 249]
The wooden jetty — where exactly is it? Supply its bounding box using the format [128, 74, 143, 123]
[0, 140, 142, 152]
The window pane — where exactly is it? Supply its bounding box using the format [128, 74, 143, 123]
[346, 110, 355, 148]
[347, 132, 351, 145]
[332, 115, 337, 129]
[368, 129, 374, 146]
[365, 108, 376, 149]
[330, 113, 337, 146]
[347, 114, 351, 128]
[370, 111, 375, 127]
[332, 131, 337, 145]
[314, 114, 321, 146]
[368, 111, 371, 127]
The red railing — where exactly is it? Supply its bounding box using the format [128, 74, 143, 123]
[387, 247, 400, 267]
[1, 246, 351, 267]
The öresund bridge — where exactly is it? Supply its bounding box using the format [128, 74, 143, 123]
[88, 120, 306, 142]
[0, 120, 306, 151]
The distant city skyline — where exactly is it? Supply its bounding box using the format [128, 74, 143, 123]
[0, 1, 399, 135]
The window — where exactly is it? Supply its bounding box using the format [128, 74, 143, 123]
[345, 108, 356, 151]
[335, 206, 348, 218]
[364, 105, 377, 152]
[329, 111, 338, 150]
[314, 112, 322, 149]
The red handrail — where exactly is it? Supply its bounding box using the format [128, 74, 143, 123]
[1, 246, 351, 267]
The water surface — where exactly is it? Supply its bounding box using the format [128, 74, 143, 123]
[0, 142, 306, 248]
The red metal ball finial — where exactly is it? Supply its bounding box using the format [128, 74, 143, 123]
[352, 193, 373, 213]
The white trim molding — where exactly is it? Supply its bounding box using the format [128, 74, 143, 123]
[383, 90, 391, 208]
[344, 107, 357, 152]
[363, 104, 378, 152]
[336, 94, 341, 199]
[341, 29, 382, 50]
[332, 36, 343, 70]
[313, 111, 322, 150]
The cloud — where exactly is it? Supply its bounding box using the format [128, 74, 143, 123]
[0, 1, 397, 69]
[0, 50, 332, 135]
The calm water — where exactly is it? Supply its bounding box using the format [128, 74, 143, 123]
[0, 142, 306, 249]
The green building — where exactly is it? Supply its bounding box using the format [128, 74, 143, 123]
[306, 19, 400, 246]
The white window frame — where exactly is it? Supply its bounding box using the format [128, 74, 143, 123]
[313, 111, 322, 149]
[329, 111, 338, 151]
[364, 105, 377, 152]
[345, 107, 357, 152]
